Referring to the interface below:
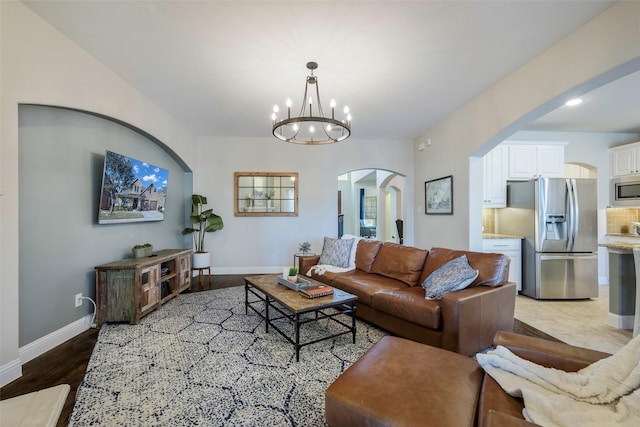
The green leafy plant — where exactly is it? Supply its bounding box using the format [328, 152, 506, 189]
[181, 194, 224, 253]
[299, 241, 311, 254]
[288, 267, 298, 276]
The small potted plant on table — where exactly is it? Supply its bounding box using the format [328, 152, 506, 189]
[287, 267, 298, 283]
[299, 241, 311, 255]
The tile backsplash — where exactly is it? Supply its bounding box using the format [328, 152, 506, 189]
[606, 208, 640, 234]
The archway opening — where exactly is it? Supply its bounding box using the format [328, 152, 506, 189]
[338, 169, 406, 243]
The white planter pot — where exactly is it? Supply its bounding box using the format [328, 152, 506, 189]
[192, 252, 210, 269]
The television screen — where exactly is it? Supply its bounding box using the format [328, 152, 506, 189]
[98, 150, 168, 224]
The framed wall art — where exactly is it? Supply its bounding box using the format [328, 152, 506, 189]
[234, 172, 298, 216]
[425, 175, 453, 215]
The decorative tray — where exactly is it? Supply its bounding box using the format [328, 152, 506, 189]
[277, 275, 311, 291]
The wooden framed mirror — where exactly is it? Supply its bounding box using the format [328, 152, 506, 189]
[234, 172, 298, 216]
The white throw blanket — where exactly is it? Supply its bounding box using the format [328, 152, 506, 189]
[477, 335, 640, 426]
[306, 264, 353, 276]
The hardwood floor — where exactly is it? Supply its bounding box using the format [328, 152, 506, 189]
[1, 274, 553, 426]
[0, 328, 99, 427]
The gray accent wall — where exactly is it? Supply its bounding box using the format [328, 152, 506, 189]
[18, 105, 192, 346]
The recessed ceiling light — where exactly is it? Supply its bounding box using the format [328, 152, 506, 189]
[565, 98, 583, 106]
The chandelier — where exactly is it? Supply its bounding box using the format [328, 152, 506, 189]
[271, 62, 351, 145]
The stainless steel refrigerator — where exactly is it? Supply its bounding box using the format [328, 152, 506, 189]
[500, 178, 598, 299]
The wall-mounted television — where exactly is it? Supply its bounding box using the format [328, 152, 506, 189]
[98, 150, 169, 224]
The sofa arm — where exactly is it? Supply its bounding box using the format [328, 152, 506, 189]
[493, 331, 610, 371]
[440, 283, 516, 356]
[298, 255, 320, 275]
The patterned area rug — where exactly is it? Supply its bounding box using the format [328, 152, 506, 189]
[69, 286, 387, 426]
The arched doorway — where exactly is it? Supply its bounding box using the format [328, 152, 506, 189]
[338, 169, 405, 243]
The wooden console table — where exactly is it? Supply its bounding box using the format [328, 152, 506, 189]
[95, 248, 191, 326]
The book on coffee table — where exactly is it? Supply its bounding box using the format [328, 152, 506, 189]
[300, 284, 334, 299]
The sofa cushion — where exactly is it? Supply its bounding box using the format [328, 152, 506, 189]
[306, 270, 340, 286]
[419, 247, 509, 287]
[355, 240, 383, 273]
[318, 236, 355, 268]
[372, 286, 442, 329]
[370, 242, 428, 286]
[331, 270, 407, 306]
[422, 255, 479, 300]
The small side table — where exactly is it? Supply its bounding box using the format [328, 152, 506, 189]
[293, 252, 316, 269]
[192, 266, 211, 289]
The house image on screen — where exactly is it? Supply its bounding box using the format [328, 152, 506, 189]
[100, 178, 165, 212]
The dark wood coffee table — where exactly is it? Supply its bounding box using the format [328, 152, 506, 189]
[244, 274, 357, 361]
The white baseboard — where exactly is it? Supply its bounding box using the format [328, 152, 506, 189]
[19, 315, 93, 365]
[0, 358, 22, 388]
[607, 312, 634, 330]
[210, 266, 283, 275]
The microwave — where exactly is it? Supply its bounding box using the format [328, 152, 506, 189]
[611, 176, 640, 206]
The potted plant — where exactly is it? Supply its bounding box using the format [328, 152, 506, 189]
[142, 243, 153, 256]
[287, 267, 298, 283]
[181, 194, 224, 268]
[299, 241, 311, 255]
[132, 244, 147, 259]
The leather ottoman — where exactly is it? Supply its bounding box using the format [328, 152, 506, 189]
[325, 336, 483, 427]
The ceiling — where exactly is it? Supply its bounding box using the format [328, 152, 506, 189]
[525, 69, 640, 134]
[23, 1, 638, 141]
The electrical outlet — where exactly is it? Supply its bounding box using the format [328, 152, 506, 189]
[75, 293, 83, 307]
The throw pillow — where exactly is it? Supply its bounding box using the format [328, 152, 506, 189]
[341, 234, 362, 269]
[422, 255, 479, 300]
[318, 237, 355, 268]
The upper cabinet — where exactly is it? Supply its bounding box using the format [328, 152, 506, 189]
[505, 142, 565, 180]
[483, 146, 508, 208]
[610, 142, 640, 177]
[482, 142, 566, 208]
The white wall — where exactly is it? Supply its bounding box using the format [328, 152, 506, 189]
[414, 1, 640, 254]
[194, 136, 414, 273]
[1, 2, 197, 386]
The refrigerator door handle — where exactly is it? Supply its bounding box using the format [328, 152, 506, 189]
[565, 179, 573, 251]
[570, 178, 579, 252]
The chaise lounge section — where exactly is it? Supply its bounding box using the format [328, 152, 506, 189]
[325, 331, 611, 427]
[299, 239, 516, 356]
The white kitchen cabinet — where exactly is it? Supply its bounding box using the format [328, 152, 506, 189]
[610, 142, 640, 177]
[482, 146, 508, 208]
[506, 143, 564, 180]
[482, 238, 522, 292]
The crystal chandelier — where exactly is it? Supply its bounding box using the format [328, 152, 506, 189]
[271, 62, 351, 145]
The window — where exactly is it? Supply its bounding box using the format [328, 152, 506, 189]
[234, 172, 298, 216]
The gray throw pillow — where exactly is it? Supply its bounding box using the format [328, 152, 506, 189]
[318, 237, 355, 268]
[422, 255, 479, 300]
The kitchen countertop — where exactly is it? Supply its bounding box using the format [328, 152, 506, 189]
[599, 234, 640, 250]
[598, 242, 640, 251]
[482, 233, 524, 239]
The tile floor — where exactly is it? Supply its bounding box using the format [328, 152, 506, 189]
[515, 285, 633, 354]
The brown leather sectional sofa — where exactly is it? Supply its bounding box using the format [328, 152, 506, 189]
[325, 331, 611, 427]
[299, 240, 516, 356]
